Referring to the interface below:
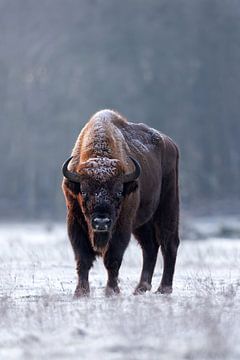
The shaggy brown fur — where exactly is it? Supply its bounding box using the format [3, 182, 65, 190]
[62, 109, 180, 296]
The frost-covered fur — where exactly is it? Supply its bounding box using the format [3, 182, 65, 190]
[71, 109, 129, 171]
[77, 157, 122, 182]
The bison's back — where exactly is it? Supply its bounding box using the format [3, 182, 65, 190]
[73, 109, 178, 182]
[116, 119, 178, 175]
[115, 119, 179, 228]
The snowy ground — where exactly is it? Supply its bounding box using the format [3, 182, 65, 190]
[0, 219, 240, 360]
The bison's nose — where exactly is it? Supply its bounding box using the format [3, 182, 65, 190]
[92, 217, 111, 232]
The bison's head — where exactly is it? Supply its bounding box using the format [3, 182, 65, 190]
[62, 156, 140, 253]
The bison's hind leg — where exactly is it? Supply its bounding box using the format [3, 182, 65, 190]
[133, 221, 159, 295]
[154, 170, 180, 294]
[156, 229, 179, 294]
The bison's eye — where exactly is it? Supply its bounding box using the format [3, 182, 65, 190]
[116, 191, 123, 198]
[81, 191, 88, 199]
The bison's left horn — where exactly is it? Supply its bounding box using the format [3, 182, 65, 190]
[62, 156, 82, 183]
[123, 156, 141, 183]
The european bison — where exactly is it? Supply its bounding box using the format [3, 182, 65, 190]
[62, 109, 180, 296]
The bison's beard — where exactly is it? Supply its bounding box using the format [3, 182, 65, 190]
[90, 230, 111, 255]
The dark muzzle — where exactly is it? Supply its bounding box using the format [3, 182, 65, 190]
[92, 216, 112, 232]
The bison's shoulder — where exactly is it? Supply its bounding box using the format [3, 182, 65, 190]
[118, 121, 166, 154]
[118, 121, 179, 176]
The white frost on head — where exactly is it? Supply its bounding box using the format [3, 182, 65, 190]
[81, 157, 122, 182]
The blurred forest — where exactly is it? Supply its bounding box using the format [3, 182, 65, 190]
[0, 0, 239, 220]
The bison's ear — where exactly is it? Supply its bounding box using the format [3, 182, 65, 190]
[123, 180, 138, 196]
[64, 179, 80, 196]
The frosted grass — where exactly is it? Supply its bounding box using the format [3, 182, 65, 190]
[0, 222, 239, 360]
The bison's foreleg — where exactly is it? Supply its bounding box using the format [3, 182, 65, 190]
[67, 213, 95, 297]
[133, 221, 159, 294]
[103, 231, 130, 296]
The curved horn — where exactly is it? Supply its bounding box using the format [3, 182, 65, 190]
[62, 156, 82, 183]
[123, 156, 141, 183]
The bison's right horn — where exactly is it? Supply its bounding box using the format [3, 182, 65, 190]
[62, 156, 82, 183]
[123, 156, 141, 183]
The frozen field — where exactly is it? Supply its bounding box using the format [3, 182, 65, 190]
[0, 219, 240, 360]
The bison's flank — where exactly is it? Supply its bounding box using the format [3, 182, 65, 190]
[62, 109, 180, 297]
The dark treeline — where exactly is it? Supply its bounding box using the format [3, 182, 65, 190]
[0, 0, 240, 219]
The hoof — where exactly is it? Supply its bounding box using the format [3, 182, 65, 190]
[105, 285, 120, 297]
[73, 285, 90, 298]
[156, 285, 173, 294]
[133, 282, 151, 295]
